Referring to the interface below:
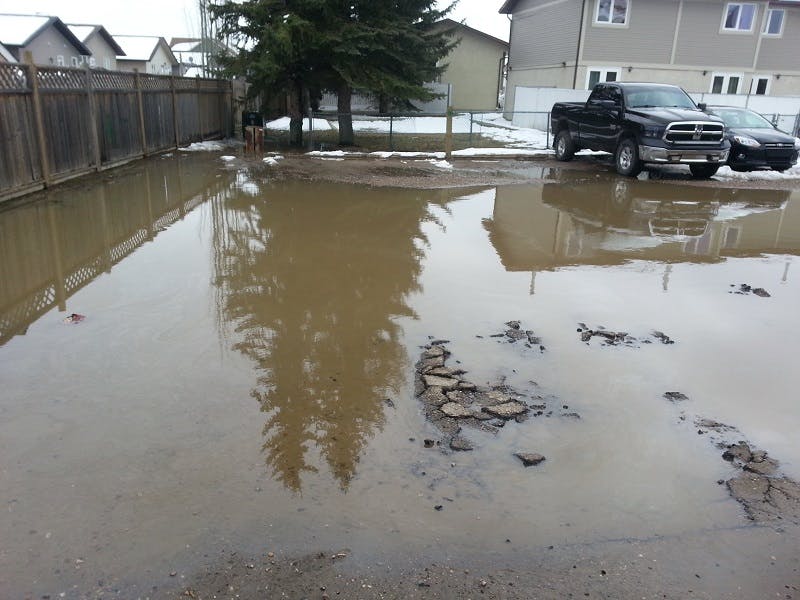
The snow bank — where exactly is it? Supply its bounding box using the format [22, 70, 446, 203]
[180, 140, 229, 152]
[714, 162, 800, 181]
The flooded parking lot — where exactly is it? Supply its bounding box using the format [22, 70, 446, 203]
[1, 153, 799, 598]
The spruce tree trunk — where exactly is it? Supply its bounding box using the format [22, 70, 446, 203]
[337, 83, 354, 146]
[378, 94, 389, 116]
[288, 83, 303, 147]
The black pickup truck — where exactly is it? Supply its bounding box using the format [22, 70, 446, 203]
[551, 83, 730, 178]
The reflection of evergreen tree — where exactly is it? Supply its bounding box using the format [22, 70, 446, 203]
[212, 178, 461, 492]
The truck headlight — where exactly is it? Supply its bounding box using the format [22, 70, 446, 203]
[794, 137, 800, 150]
[733, 134, 761, 148]
[643, 126, 665, 138]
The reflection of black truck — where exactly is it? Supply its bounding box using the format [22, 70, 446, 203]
[551, 83, 730, 178]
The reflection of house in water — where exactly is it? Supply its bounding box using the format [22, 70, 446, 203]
[0, 158, 233, 346]
[485, 181, 799, 291]
[210, 181, 474, 492]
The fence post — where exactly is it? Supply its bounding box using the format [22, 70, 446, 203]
[196, 78, 203, 140]
[389, 115, 394, 151]
[546, 111, 551, 148]
[444, 106, 453, 160]
[26, 58, 51, 186]
[85, 67, 101, 170]
[171, 75, 180, 147]
[135, 72, 148, 156]
[469, 112, 473, 145]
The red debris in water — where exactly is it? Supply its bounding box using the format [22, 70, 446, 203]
[63, 313, 86, 324]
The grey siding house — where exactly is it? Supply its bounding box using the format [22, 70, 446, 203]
[500, 0, 800, 111]
[0, 14, 90, 66]
[66, 24, 125, 70]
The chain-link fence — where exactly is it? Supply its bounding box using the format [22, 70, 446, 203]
[260, 108, 799, 155]
[260, 111, 554, 153]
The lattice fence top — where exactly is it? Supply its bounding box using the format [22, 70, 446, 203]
[92, 71, 136, 91]
[37, 66, 86, 91]
[175, 77, 199, 90]
[0, 64, 29, 91]
[140, 74, 171, 91]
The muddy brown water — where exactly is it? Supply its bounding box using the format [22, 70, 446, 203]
[1, 153, 799, 598]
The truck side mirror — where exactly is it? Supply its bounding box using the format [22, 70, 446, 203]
[697, 102, 707, 111]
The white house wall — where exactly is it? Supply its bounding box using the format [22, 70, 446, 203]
[148, 44, 175, 75]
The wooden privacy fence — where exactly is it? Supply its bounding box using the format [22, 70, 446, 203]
[0, 63, 233, 202]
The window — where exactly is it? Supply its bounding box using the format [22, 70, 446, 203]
[751, 76, 771, 95]
[70, 56, 79, 67]
[586, 67, 621, 89]
[763, 9, 784, 36]
[103, 57, 111, 69]
[56, 55, 65, 66]
[723, 3, 756, 32]
[710, 73, 743, 94]
[595, 0, 630, 25]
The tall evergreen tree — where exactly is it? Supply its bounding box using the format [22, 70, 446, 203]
[211, 0, 457, 147]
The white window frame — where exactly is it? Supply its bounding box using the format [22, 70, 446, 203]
[710, 72, 744, 94]
[750, 76, 771, 95]
[56, 55, 65, 66]
[762, 8, 785, 37]
[585, 67, 622, 90]
[721, 2, 757, 33]
[593, 0, 631, 27]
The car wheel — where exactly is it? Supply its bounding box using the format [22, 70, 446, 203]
[689, 164, 720, 179]
[615, 138, 642, 177]
[772, 165, 791, 172]
[554, 130, 576, 162]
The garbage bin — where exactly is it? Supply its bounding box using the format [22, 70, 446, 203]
[241, 111, 262, 136]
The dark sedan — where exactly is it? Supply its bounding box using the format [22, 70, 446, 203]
[705, 106, 799, 172]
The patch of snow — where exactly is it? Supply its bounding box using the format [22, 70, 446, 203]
[714, 162, 800, 181]
[220, 155, 236, 161]
[452, 147, 551, 157]
[429, 159, 453, 170]
[307, 150, 350, 157]
[265, 117, 335, 131]
[180, 141, 228, 152]
[262, 154, 285, 166]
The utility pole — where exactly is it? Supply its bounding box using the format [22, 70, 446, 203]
[198, 0, 211, 78]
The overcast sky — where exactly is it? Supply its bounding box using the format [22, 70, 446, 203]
[0, 0, 510, 42]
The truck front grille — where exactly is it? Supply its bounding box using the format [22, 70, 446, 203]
[664, 122, 725, 145]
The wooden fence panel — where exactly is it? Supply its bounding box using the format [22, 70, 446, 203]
[95, 92, 141, 163]
[37, 67, 94, 179]
[0, 64, 233, 202]
[0, 91, 41, 190]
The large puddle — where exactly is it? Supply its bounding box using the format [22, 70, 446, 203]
[1, 154, 799, 598]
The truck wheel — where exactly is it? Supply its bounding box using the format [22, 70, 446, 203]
[615, 138, 642, 177]
[689, 164, 720, 179]
[554, 130, 575, 161]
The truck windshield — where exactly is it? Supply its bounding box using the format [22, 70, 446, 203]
[625, 88, 696, 109]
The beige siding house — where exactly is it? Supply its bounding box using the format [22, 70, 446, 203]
[434, 19, 509, 110]
[115, 35, 178, 75]
[0, 14, 90, 66]
[501, 0, 800, 111]
[66, 24, 125, 70]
